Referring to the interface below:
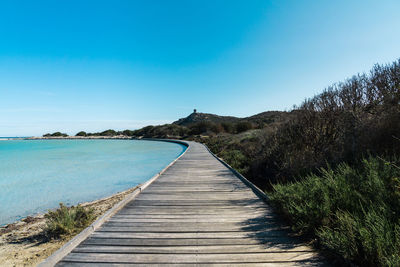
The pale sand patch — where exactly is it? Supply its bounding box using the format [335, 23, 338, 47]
[0, 186, 139, 267]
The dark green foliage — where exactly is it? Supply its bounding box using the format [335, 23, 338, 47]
[235, 121, 253, 133]
[132, 125, 154, 137]
[75, 131, 87, 136]
[259, 59, 400, 183]
[221, 122, 235, 133]
[173, 111, 240, 126]
[122, 129, 135, 136]
[269, 157, 400, 266]
[45, 203, 95, 239]
[220, 149, 249, 174]
[188, 121, 223, 135]
[245, 111, 293, 128]
[100, 129, 117, 136]
[132, 124, 189, 138]
[43, 132, 68, 137]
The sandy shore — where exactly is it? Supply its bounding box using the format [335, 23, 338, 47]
[0, 186, 139, 267]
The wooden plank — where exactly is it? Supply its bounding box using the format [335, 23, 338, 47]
[106, 218, 277, 223]
[117, 214, 275, 219]
[119, 207, 270, 213]
[101, 221, 283, 228]
[130, 206, 265, 210]
[57, 262, 322, 267]
[121, 204, 269, 208]
[73, 244, 314, 254]
[90, 231, 291, 239]
[61, 252, 320, 263]
[81, 237, 304, 246]
[97, 225, 289, 233]
[134, 195, 260, 201]
[129, 199, 266, 205]
[113, 213, 272, 219]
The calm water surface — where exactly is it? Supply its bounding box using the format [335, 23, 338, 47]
[0, 139, 186, 225]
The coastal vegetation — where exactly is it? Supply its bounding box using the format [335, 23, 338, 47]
[270, 157, 400, 266]
[75, 131, 87, 136]
[45, 203, 95, 239]
[43, 132, 68, 137]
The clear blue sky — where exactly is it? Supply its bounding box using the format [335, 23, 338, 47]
[1, 0, 399, 136]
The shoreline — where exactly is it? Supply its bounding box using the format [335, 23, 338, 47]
[0, 138, 188, 266]
[0, 185, 140, 266]
[1, 136, 185, 228]
[26, 135, 134, 140]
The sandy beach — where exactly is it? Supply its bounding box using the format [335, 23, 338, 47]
[0, 185, 139, 266]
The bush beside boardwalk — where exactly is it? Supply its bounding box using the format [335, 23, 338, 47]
[45, 203, 95, 239]
[270, 157, 400, 266]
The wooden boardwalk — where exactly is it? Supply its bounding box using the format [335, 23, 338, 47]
[53, 141, 327, 266]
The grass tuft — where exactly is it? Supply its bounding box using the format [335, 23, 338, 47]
[44, 203, 95, 239]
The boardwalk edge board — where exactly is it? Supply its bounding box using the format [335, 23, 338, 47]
[38, 139, 189, 267]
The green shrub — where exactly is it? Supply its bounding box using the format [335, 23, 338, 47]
[221, 122, 235, 133]
[100, 129, 117, 136]
[269, 157, 400, 266]
[52, 132, 68, 137]
[75, 131, 87, 136]
[235, 121, 253, 133]
[220, 149, 249, 175]
[45, 203, 95, 239]
[122, 129, 135, 136]
[188, 121, 222, 135]
[43, 132, 68, 137]
[317, 209, 400, 266]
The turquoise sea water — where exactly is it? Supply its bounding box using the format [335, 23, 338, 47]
[0, 139, 186, 225]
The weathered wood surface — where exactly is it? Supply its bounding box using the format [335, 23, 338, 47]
[55, 141, 328, 266]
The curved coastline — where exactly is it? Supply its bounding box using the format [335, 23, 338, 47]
[0, 139, 189, 266]
[0, 138, 188, 226]
[38, 139, 189, 266]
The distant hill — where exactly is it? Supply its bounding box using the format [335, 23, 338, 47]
[244, 111, 293, 127]
[173, 111, 240, 126]
[45, 110, 293, 139]
[173, 110, 291, 128]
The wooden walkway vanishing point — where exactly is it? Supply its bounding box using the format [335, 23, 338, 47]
[42, 141, 328, 266]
